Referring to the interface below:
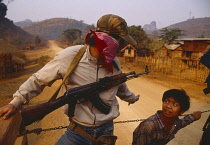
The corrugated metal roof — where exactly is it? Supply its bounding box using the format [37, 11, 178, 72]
[165, 44, 181, 50]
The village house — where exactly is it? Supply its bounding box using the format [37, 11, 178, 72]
[24, 44, 34, 50]
[161, 43, 183, 58]
[137, 48, 154, 57]
[176, 38, 210, 59]
[120, 44, 137, 62]
[157, 38, 210, 59]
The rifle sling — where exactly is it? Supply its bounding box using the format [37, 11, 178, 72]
[48, 45, 87, 102]
[70, 121, 96, 143]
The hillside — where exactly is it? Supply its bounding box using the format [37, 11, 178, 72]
[167, 17, 210, 38]
[22, 18, 89, 40]
[143, 17, 210, 38]
[14, 19, 33, 27]
[0, 1, 48, 50]
[0, 18, 36, 47]
[20, 17, 210, 40]
[0, 17, 48, 50]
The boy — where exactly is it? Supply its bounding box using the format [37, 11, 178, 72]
[132, 89, 202, 145]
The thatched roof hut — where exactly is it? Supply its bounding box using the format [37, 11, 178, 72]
[121, 44, 137, 57]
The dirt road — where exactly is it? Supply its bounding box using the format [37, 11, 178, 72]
[114, 70, 210, 145]
[17, 42, 210, 145]
[25, 73, 210, 145]
[23, 40, 63, 61]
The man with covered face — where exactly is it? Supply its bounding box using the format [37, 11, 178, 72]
[0, 14, 140, 145]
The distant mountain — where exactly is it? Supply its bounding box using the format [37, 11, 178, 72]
[0, 3, 47, 50]
[15, 19, 33, 27]
[167, 17, 210, 38]
[143, 21, 157, 33]
[21, 18, 89, 40]
[146, 17, 210, 38]
[0, 17, 43, 49]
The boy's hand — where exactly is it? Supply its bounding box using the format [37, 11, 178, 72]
[193, 111, 202, 120]
[0, 104, 18, 119]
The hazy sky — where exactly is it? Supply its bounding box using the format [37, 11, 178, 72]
[4, 0, 210, 29]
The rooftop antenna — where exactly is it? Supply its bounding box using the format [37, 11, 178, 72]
[189, 10, 192, 19]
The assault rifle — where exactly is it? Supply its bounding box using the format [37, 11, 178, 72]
[200, 115, 210, 145]
[21, 66, 151, 126]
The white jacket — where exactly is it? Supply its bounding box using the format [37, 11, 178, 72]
[10, 45, 137, 126]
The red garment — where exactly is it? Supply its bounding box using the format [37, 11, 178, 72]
[85, 30, 119, 72]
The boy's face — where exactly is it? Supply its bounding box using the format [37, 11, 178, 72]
[162, 97, 184, 118]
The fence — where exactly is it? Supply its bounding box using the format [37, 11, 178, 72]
[121, 56, 209, 83]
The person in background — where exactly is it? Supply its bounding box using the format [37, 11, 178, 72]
[199, 115, 210, 145]
[0, 14, 140, 145]
[200, 48, 210, 95]
[132, 89, 201, 145]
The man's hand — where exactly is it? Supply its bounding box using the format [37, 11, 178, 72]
[135, 94, 140, 102]
[128, 94, 140, 105]
[193, 111, 202, 120]
[0, 104, 18, 119]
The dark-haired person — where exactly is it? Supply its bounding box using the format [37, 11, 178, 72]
[200, 48, 210, 95]
[0, 14, 140, 145]
[132, 89, 201, 145]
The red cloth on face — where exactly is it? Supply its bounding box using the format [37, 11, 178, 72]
[85, 30, 119, 72]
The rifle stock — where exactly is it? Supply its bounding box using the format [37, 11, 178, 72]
[20, 66, 151, 127]
[21, 96, 67, 126]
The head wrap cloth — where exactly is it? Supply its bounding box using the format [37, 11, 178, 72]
[85, 30, 119, 72]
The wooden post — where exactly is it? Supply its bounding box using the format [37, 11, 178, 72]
[0, 111, 22, 145]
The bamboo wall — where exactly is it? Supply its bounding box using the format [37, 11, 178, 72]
[128, 56, 209, 83]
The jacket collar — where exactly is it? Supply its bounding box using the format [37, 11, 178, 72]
[86, 45, 98, 65]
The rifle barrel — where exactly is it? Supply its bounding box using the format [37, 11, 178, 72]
[127, 70, 151, 80]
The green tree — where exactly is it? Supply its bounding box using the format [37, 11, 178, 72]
[82, 24, 95, 38]
[0, 0, 7, 18]
[158, 28, 185, 44]
[197, 32, 205, 38]
[128, 25, 151, 49]
[59, 28, 82, 45]
[73, 38, 85, 45]
[150, 30, 160, 39]
[148, 39, 164, 52]
[34, 35, 41, 45]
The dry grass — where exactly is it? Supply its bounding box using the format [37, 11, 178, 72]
[0, 40, 62, 107]
[0, 65, 44, 107]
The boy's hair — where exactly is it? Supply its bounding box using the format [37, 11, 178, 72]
[162, 89, 190, 112]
